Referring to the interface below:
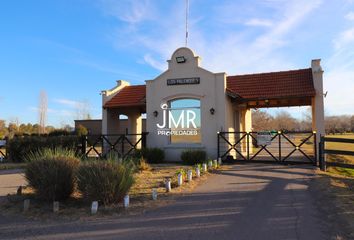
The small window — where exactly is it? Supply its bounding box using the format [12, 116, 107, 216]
[169, 98, 201, 144]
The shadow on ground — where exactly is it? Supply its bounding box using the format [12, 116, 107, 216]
[0, 163, 349, 240]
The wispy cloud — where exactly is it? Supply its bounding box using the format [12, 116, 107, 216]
[98, 0, 354, 116]
[245, 18, 273, 27]
[345, 11, 354, 21]
[104, 0, 322, 74]
[54, 98, 83, 108]
[68, 58, 144, 79]
[34, 38, 143, 80]
[143, 54, 166, 71]
[28, 106, 73, 117]
[99, 0, 154, 24]
[333, 27, 354, 50]
[324, 9, 354, 115]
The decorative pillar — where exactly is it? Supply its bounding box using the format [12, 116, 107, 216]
[240, 109, 252, 155]
[311, 59, 325, 162]
[127, 110, 143, 148]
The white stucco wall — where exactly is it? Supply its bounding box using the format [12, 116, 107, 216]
[101, 80, 130, 135]
[146, 48, 232, 161]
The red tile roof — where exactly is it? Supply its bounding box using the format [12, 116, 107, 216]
[104, 68, 316, 107]
[226, 68, 316, 100]
[104, 85, 146, 108]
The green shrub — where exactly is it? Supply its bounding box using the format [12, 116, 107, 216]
[75, 124, 88, 136]
[181, 149, 207, 165]
[134, 148, 165, 164]
[7, 135, 80, 162]
[130, 157, 151, 172]
[175, 168, 186, 177]
[48, 129, 71, 136]
[25, 148, 80, 201]
[77, 160, 134, 205]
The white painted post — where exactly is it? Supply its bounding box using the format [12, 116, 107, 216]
[195, 167, 200, 178]
[213, 159, 218, 168]
[23, 199, 30, 212]
[91, 201, 98, 214]
[202, 163, 207, 172]
[218, 157, 222, 166]
[165, 178, 171, 192]
[53, 201, 59, 213]
[208, 161, 213, 170]
[152, 188, 158, 200]
[123, 195, 129, 208]
[187, 170, 193, 182]
[178, 173, 183, 186]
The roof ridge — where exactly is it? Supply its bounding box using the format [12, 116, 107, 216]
[227, 68, 312, 78]
[125, 84, 146, 87]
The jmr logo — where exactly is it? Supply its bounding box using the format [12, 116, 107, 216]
[156, 103, 197, 129]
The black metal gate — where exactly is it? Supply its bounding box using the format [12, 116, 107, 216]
[80, 133, 148, 159]
[0, 139, 7, 160]
[217, 131, 316, 165]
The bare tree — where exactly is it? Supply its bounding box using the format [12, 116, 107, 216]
[38, 91, 48, 134]
[0, 120, 8, 139]
[252, 110, 274, 131]
[7, 117, 19, 138]
[75, 99, 91, 120]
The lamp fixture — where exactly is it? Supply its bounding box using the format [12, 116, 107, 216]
[210, 108, 215, 115]
[153, 111, 158, 117]
[176, 56, 186, 63]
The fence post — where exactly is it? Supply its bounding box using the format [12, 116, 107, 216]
[314, 131, 317, 166]
[319, 136, 326, 171]
[217, 132, 220, 160]
[81, 135, 87, 156]
[121, 134, 125, 159]
[278, 131, 282, 162]
[5, 136, 8, 159]
[318, 136, 322, 170]
[246, 133, 250, 161]
[142, 133, 147, 149]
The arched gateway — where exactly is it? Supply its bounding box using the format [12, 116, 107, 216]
[101, 47, 325, 163]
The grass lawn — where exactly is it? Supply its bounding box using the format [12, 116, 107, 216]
[325, 134, 354, 177]
[1, 162, 214, 220]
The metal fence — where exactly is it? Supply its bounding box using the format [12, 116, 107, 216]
[0, 138, 6, 161]
[80, 133, 148, 159]
[217, 131, 316, 165]
[0, 133, 148, 162]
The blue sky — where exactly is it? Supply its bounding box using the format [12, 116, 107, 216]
[0, 0, 353, 127]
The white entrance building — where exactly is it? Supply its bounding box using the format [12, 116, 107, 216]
[101, 47, 325, 162]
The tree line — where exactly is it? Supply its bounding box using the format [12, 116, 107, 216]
[252, 110, 354, 134]
[0, 120, 73, 139]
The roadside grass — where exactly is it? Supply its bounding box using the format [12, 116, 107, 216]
[1, 163, 212, 220]
[312, 169, 354, 239]
[0, 163, 26, 171]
